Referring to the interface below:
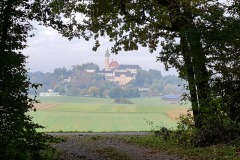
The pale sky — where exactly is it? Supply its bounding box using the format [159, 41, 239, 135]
[23, 23, 178, 76]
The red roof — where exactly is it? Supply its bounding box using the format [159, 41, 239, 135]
[109, 61, 119, 68]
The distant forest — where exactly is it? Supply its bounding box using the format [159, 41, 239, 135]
[28, 63, 186, 98]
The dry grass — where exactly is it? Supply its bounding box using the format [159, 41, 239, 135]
[167, 109, 192, 120]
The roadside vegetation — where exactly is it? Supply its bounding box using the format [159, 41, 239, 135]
[121, 114, 240, 159]
[122, 135, 240, 160]
[48, 134, 240, 160]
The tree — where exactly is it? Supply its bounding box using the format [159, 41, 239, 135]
[131, 69, 163, 87]
[130, 70, 149, 86]
[0, 0, 61, 159]
[164, 75, 181, 85]
[72, 62, 100, 72]
[67, 70, 105, 96]
[55, 85, 66, 95]
[108, 87, 124, 98]
[53, 67, 71, 79]
[206, 1, 240, 123]
[88, 86, 98, 96]
[98, 81, 117, 97]
[123, 85, 141, 98]
[150, 79, 164, 96]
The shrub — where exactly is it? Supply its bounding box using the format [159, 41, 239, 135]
[114, 98, 133, 104]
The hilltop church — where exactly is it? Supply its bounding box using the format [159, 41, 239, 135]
[97, 49, 141, 85]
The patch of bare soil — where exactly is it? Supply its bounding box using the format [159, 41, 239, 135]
[167, 109, 192, 120]
[34, 103, 61, 110]
[54, 136, 183, 160]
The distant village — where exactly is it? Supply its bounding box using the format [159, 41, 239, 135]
[88, 49, 141, 85]
[30, 49, 185, 100]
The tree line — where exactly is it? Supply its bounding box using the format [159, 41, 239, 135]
[29, 63, 184, 98]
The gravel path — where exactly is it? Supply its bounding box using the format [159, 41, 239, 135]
[53, 135, 183, 160]
[48, 131, 149, 137]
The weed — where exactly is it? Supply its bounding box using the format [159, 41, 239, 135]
[96, 146, 132, 160]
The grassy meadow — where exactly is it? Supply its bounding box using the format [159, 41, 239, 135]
[30, 96, 190, 132]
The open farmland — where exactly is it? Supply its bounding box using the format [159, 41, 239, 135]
[30, 96, 190, 132]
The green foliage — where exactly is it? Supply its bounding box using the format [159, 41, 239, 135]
[29, 68, 183, 97]
[123, 135, 240, 160]
[28, 72, 54, 94]
[114, 98, 133, 104]
[96, 146, 132, 160]
[0, 0, 60, 159]
[39, 148, 60, 160]
[55, 86, 66, 95]
[130, 69, 163, 86]
[108, 87, 140, 98]
[67, 70, 105, 96]
[107, 87, 124, 98]
[72, 62, 100, 72]
[169, 109, 240, 147]
[28, 63, 102, 95]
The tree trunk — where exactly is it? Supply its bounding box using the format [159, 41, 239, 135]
[180, 35, 203, 128]
[181, 26, 211, 128]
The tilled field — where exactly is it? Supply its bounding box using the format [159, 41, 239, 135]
[34, 103, 61, 110]
[167, 109, 192, 120]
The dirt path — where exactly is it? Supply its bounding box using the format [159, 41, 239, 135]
[48, 132, 149, 137]
[53, 135, 183, 160]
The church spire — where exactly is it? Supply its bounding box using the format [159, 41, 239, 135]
[105, 48, 110, 57]
[105, 48, 110, 70]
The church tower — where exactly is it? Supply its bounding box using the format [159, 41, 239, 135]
[105, 49, 110, 70]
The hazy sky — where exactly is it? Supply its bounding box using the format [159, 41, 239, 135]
[22, 0, 229, 76]
[23, 23, 178, 76]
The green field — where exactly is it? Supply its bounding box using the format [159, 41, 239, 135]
[30, 96, 190, 132]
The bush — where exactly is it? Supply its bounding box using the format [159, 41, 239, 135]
[114, 98, 133, 104]
[174, 111, 240, 147]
